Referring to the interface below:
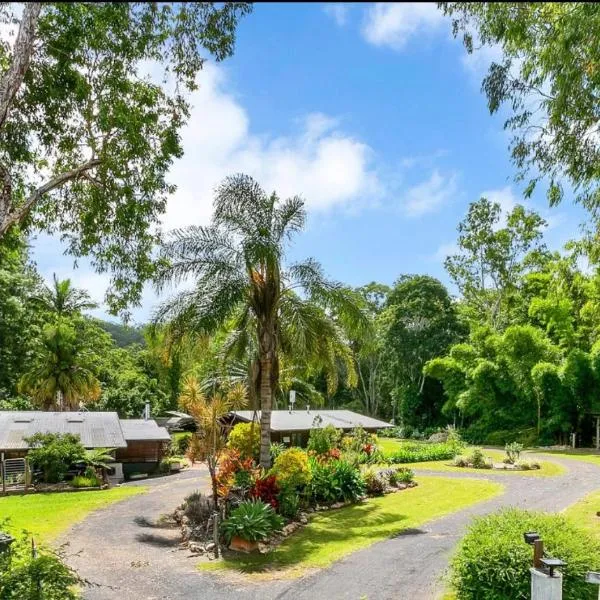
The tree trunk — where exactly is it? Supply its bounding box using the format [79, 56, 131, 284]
[258, 356, 273, 468]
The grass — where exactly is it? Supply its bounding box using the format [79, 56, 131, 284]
[0, 487, 146, 543]
[536, 450, 600, 467]
[200, 475, 503, 579]
[564, 489, 600, 542]
[377, 440, 565, 477]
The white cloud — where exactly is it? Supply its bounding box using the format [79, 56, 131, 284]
[402, 170, 458, 217]
[324, 3, 350, 27]
[432, 241, 459, 263]
[163, 63, 383, 229]
[362, 3, 445, 51]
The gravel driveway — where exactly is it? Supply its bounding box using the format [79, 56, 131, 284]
[64, 455, 600, 600]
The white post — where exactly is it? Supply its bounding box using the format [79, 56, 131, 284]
[596, 417, 599, 451]
[531, 568, 562, 600]
[571, 432, 576, 449]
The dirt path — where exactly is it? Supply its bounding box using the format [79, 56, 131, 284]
[65, 455, 600, 600]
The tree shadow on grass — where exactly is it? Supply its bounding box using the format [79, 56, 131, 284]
[219, 502, 412, 574]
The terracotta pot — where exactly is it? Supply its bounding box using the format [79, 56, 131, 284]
[229, 536, 258, 553]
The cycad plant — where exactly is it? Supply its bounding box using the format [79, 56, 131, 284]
[155, 174, 368, 467]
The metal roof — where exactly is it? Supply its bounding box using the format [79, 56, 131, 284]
[0, 411, 128, 450]
[119, 419, 171, 442]
[229, 410, 393, 432]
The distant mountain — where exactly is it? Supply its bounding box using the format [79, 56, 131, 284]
[96, 319, 146, 347]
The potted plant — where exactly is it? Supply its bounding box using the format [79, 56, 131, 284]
[221, 499, 284, 552]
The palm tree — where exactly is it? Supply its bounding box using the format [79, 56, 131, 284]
[32, 274, 98, 317]
[155, 174, 368, 467]
[19, 320, 101, 410]
[85, 448, 116, 484]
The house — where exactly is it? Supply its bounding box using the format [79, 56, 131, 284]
[0, 411, 171, 478]
[155, 410, 197, 433]
[223, 408, 393, 447]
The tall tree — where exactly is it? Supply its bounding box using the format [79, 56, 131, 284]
[0, 3, 251, 314]
[445, 198, 546, 329]
[441, 3, 600, 215]
[155, 174, 367, 467]
[32, 274, 97, 317]
[19, 319, 101, 410]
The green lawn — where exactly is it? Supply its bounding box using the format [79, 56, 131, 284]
[377, 440, 565, 477]
[564, 489, 600, 542]
[0, 487, 146, 543]
[537, 450, 600, 467]
[200, 475, 503, 579]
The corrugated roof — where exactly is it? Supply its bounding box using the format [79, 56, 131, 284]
[229, 410, 393, 432]
[119, 419, 171, 442]
[0, 411, 128, 450]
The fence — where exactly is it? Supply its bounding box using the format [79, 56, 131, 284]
[0, 455, 30, 494]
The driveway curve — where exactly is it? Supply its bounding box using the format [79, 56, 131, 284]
[64, 454, 600, 600]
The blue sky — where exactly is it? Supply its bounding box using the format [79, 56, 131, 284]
[30, 3, 588, 323]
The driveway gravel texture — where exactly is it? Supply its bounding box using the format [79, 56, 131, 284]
[62, 455, 600, 600]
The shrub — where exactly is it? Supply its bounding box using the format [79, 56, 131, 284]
[250, 475, 279, 508]
[342, 426, 377, 454]
[70, 474, 100, 488]
[394, 467, 414, 483]
[363, 467, 386, 496]
[505, 442, 523, 465]
[227, 423, 260, 460]
[0, 530, 80, 599]
[277, 486, 301, 520]
[517, 460, 540, 471]
[221, 499, 284, 544]
[309, 459, 366, 504]
[387, 442, 456, 464]
[272, 448, 311, 489]
[469, 448, 487, 469]
[171, 432, 192, 456]
[215, 449, 256, 498]
[182, 490, 213, 525]
[26, 433, 85, 483]
[270, 442, 286, 462]
[451, 508, 600, 600]
[307, 425, 342, 455]
[453, 455, 469, 468]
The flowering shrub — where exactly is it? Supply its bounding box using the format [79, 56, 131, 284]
[216, 449, 257, 498]
[307, 424, 342, 455]
[272, 448, 311, 489]
[227, 422, 260, 460]
[250, 474, 280, 508]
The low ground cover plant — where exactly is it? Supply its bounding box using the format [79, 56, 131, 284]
[452, 508, 600, 599]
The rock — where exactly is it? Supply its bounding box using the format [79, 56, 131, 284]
[258, 542, 270, 554]
[298, 514, 308, 525]
[188, 542, 204, 554]
[283, 523, 300, 536]
[330, 502, 344, 510]
[181, 516, 190, 525]
[205, 542, 216, 552]
[181, 525, 192, 541]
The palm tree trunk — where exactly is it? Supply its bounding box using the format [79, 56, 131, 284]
[259, 356, 273, 468]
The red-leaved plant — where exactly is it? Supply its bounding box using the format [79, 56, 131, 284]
[250, 474, 280, 508]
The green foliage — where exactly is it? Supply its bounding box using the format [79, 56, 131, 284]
[469, 449, 491, 469]
[221, 499, 284, 544]
[442, 3, 600, 216]
[387, 442, 457, 464]
[0, 528, 80, 599]
[26, 433, 85, 483]
[171, 432, 192, 456]
[271, 448, 311, 489]
[277, 486, 301, 520]
[270, 442, 286, 462]
[95, 319, 145, 347]
[308, 459, 366, 504]
[70, 474, 100, 488]
[307, 424, 342, 455]
[0, 3, 252, 314]
[227, 422, 260, 461]
[363, 467, 386, 496]
[504, 442, 523, 464]
[451, 508, 600, 600]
